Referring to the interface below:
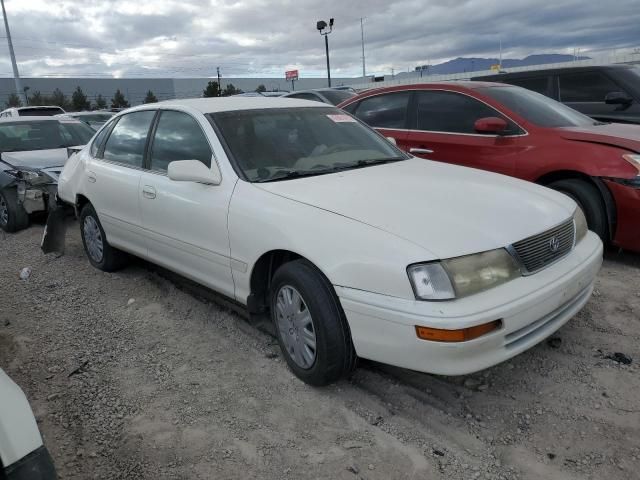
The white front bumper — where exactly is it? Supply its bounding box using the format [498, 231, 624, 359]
[336, 232, 603, 375]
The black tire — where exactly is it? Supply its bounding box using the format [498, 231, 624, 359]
[548, 179, 607, 241]
[79, 203, 128, 271]
[0, 188, 29, 233]
[270, 259, 357, 386]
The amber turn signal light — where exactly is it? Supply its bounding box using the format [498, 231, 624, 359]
[415, 320, 502, 343]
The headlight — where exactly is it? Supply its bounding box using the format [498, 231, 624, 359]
[573, 207, 588, 243]
[622, 154, 640, 175]
[408, 249, 521, 301]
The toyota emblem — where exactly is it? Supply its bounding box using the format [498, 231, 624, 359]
[548, 236, 560, 253]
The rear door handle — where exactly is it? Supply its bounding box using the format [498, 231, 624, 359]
[142, 185, 156, 199]
[87, 171, 96, 183]
[409, 147, 434, 155]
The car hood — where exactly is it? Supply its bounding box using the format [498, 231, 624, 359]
[558, 123, 640, 153]
[0, 148, 68, 170]
[255, 158, 576, 259]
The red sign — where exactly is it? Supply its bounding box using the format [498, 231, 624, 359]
[285, 69, 299, 81]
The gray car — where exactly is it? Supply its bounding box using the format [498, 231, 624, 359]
[283, 88, 357, 106]
[0, 116, 95, 232]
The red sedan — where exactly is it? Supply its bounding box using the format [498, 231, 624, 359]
[339, 82, 640, 252]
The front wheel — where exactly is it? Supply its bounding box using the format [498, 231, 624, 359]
[270, 260, 356, 386]
[548, 179, 608, 241]
[79, 203, 128, 271]
[0, 188, 29, 233]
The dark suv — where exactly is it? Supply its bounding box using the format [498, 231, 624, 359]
[473, 65, 640, 124]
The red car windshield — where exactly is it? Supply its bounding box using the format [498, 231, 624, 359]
[477, 86, 597, 128]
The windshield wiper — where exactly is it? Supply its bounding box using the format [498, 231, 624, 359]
[320, 157, 405, 174]
[257, 158, 405, 183]
[257, 169, 329, 183]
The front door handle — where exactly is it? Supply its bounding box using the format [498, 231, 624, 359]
[142, 185, 156, 199]
[409, 147, 434, 155]
[87, 171, 97, 183]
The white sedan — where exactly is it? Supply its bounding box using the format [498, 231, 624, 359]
[54, 98, 603, 385]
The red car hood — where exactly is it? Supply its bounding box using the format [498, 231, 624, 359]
[558, 123, 640, 153]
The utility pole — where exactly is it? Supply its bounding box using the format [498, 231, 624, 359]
[216, 67, 221, 96]
[360, 17, 366, 79]
[1, 0, 26, 105]
[499, 39, 502, 69]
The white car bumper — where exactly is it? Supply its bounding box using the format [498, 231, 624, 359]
[336, 232, 603, 375]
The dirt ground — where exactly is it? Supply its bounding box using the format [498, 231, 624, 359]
[1, 224, 639, 480]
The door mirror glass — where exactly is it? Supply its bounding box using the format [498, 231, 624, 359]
[168, 159, 221, 185]
[605, 91, 633, 105]
[474, 116, 508, 134]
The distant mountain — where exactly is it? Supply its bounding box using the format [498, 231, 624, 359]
[410, 54, 591, 76]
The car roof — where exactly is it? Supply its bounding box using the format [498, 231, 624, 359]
[471, 64, 635, 80]
[0, 116, 64, 123]
[57, 111, 113, 116]
[143, 97, 330, 113]
[350, 81, 512, 97]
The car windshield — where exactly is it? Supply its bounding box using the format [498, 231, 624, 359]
[477, 86, 597, 128]
[211, 107, 407, 182]
[0, 120, 95, 152]
[321, 90, 357, 105]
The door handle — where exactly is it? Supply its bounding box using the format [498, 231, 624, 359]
[409, 147, 434, 155]
[142, 186, 156, 199]
[87, 171, 96, 183]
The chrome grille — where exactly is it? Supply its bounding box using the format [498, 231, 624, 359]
[511, 219, 575, 274]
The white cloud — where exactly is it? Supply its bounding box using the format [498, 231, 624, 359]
[1, 0, 638, 78]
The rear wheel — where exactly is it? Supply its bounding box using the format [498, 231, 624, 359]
[0, 188, 29, 233]
[79, 203, 128, 271]
[270, 260, 356, 386]
[548, 179, 607, 241]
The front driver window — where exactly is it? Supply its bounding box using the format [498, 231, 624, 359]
[149, 110, 212, 172]
[415, 90, 517, 134]
[102, 111, 156, 167]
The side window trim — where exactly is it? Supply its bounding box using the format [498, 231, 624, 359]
[143, 110, 162, 170]
[409, 89, 526, 137]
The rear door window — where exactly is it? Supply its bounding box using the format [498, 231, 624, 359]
[559, 72, 622, 102]
[102, 110, 155, 167]
[353, 92, 410, 129]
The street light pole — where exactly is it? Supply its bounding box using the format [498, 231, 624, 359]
[317, 18, 334, 88]
[1, 0, 26, 105]
[324, 35, 331, 88]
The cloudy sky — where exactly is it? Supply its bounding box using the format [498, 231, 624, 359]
[1, 0, 639, 79]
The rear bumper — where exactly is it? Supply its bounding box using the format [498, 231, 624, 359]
[337, 232, 603, 375]
[4, 446, 57, 480]
[605, 179, 640, 252]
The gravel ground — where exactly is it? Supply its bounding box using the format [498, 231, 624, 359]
[1, 223, 639, 480]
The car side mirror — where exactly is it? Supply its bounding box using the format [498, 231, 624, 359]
[474, 116, 508, 135]
[168, 160, 221, 185]
[605, 91, 633, 105]
[385, 136, 397, 146]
